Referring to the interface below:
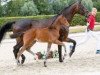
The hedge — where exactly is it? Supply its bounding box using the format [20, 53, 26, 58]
[0, 15, 53, 26]
[0, 12, 100, 27]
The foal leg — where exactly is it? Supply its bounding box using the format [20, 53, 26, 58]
[44, 43, 52, 67]
[27, 50, 39, 61]
[26, 41, 36, 55]
[26, 41, 38, 60]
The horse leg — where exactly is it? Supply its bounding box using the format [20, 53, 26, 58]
[44, 43, 52, 67]
[13, 44, 20, 64]
[54, 40, 67, 61]
[13, 42, 26, 64]
[13, 37, 26, 64]
[65, 38, 76, 57]
[58, 45, 63, 62]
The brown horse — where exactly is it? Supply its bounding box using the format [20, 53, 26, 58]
[0, 0, 89, 64]
[16, 15, 69, 67]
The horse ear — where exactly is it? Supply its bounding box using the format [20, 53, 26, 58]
[78, 0, 82, 4]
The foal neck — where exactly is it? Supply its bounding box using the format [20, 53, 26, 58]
[48, 20, 61, 30]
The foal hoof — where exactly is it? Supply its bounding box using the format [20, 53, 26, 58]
[21, 56, 26, 64]
[44, 61, 47, 67]
[16, 60, 20, 66]
[44, 65, 47, 67]
[63, 53, 67, 59]
[69, 51, 73, 57]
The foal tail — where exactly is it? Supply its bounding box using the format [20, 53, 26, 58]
[10, 32, 24, 38]
[0, 21, 15, 43]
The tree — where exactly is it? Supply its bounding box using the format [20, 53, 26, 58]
[93, 1, 100, 11]
[2, 0, 25, 16]
[33, 0, 54, 15]
[0, 5, 3, 17]
[82, 0, 93, 12]
[21, 1, 39, 16]
[50, 0, 81, 14]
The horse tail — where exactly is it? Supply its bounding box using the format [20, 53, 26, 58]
[0, 21, 15, 43]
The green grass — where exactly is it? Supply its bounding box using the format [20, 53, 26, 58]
[69, 25, 100, 33]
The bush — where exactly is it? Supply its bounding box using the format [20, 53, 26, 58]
[96, 12, 100, 22]
[82, 0, 93, 12]
[70, 14, 86, 26]
[0, 15, 54, 26]
[93, 2, 100, 11]
[71, 12, 100, 26]
[0, 12, 100, 27]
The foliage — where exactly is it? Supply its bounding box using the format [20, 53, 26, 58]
[20, 1, 39, 16]
[96, 12, 100, 22]
[0, 15, 54, 26]
[82, 0, 93, 12]
[93, 2, 100, 11]
[50, 0, 78, 14]
[33, 0, 54, 15]
[0, 12, 100, 27]
[0, 0, 100, 16]
[0, 5, 3, 17]
[70, 14, 86, 26]
[1, 0, 25, 16]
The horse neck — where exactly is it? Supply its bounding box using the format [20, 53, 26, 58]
[62, 3, 78, 23]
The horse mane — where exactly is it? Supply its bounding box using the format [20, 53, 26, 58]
[58, 1, 77, 15]
[48, 1, 77, 29]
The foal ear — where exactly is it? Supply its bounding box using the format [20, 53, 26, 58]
[58, 15, 65, 20]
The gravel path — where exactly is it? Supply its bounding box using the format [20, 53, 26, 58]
[0, 32, 100, 75]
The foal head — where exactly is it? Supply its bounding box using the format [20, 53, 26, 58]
[56, 15, 69, 27]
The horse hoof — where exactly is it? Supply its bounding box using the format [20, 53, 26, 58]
[21, 56, 26, 64]
[21, 59, 25, 64]
[59, 60, 63, 62]
[44, 65, 47, 67]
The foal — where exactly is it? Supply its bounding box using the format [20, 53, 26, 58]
[16, 15, 69, 67]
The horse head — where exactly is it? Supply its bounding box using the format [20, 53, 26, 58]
[77, 0, 89, 17]
[58, 1, 89, 22]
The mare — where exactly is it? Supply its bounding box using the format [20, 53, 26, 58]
[16, 15, 69, 67]
[0, 0, 89, 64]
